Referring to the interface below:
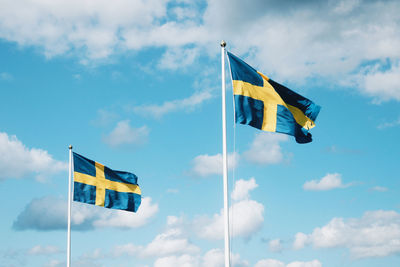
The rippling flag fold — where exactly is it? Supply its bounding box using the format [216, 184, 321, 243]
[227, 51, 321, 143]
[73, 152, 141, 212]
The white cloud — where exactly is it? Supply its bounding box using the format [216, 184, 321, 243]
[80, 216, 252, 267]
[115, 228, 200, 259]
[201, 249, 226, 267]
[13, 196, 158, 231]
[333, 0, 361, 14]
[13, 196, 70, 231]
[243, 132, 288, 165]
[133, 90, 213, 119]
[255, 259, 321, 267]
[167, 188, 179, 194]
[361, 61, 400, 103]
[293, 210, 400, 258]
[114, 216, 200, 260]
[28, 245, 61, 255]
[370, 186, 388, 192]
[196, 180, 263, 240]
[158, 47, 199, 70]
[93, 197, 159, 228]
[91, 109, 118, 127]
[287, 260, 322, 267]
[293, 232, 309, 250]
[231, 177, 258, 201]
[254, 259, 285, 267]
[268, 239, 283, 253]
[154, 254, 199, 267]
[44, 260, 64, 267]
[377, 117, 400, 129]
[303, 173, 351, 191]
[0, 132, 67, 181]
[1, 0, 399, 101]
[191, 152, 239, 177]
[202, 248, 249, 267]
[0, 0, 170, 60]
[103, 120, 149, 147]
[142, 228, 201, 256]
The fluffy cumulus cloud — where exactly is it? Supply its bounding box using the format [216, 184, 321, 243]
[190, 152, 239, 177]
[151, 249, 249, 267]
[303, 173, 351, 191]
[0, 132, 67, 181]
[360, 59, 400, 103]
[293, 232, 309, 250]
[255, 259, 321, 267]
[0, 0, 399, 100]
[13, 196, 158, 231]
[191, 132, 288, 176]
[243, 132, 288, 165]
[293, 210, 400, 258]
[115, 228, 200, 258]
[231, 177, 258, 201]
[0, 0, 171, 60]
[156, 179, 263, 242]
[154, 254, 199, 267]
[103, 120, 149, 147]
[195, 178, 264, 240]
[201, 248, 249, 267]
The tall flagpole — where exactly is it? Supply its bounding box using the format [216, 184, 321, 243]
[67, 145, 73, 267]
[220, 40, 231, 267]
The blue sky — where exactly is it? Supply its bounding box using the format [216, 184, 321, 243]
[1, 0, 400, 266]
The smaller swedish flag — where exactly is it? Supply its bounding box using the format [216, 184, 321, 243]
[73, 152, 141, 212]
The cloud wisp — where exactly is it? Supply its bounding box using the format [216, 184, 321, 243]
[133, 90, 213, 119]
[303, 173, 352, 191]
[103, 120, 149, 148]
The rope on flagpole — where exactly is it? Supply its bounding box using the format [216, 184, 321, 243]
[67, 145, 73, 267]
[226, 50, 236, 260]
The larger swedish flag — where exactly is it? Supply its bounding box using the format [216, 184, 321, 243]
[227, 52, 321, 143]
[73, 152, 141, 212]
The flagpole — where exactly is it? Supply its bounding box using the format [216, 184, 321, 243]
[220, 40, 231, 267]
[67, 145, 73, 267]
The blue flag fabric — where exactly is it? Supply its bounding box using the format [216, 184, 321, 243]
[227, 51, 321, 143]
[73, 152, 141, 212]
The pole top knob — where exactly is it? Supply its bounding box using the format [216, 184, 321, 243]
[220, 40, 226, 47]
[69, 145, 73, 149]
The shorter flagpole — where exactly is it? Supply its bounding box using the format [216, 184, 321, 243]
[67, 145, 73, 267]
[220, 40, 231, 267]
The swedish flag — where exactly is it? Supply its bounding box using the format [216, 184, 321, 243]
[227, 52, 321, 143]
[73, 152, 141, 212]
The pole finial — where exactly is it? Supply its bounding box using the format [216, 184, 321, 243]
[220, 40, 226, 48]
[69, 145, 73, 150]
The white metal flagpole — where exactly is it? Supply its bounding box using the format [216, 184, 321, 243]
[67, 145, 73, 267]
[220, 40, 231, 267]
